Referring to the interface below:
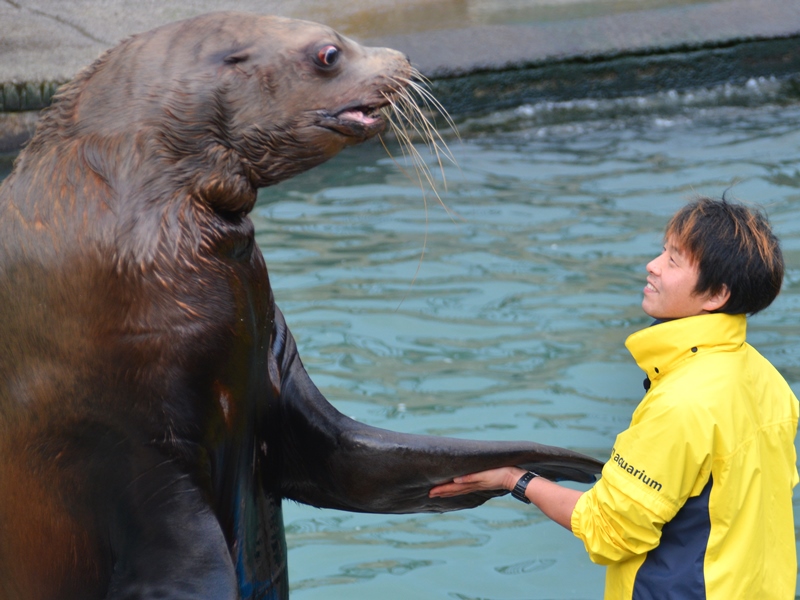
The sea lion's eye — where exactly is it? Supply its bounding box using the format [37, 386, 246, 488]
[224, 52, 249, 65]
[316, 45, 340, 67]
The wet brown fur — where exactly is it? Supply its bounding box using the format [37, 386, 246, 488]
[0, 12, 414, 598]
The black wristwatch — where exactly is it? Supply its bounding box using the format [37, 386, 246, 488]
[511, 471, 537, 504]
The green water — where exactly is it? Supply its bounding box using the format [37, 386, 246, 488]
[2, 79, 800, 598]
[252, 84, 800, 599]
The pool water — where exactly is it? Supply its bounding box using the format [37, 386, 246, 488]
[2, 76, 800, 599]
[252, 80, 800, 599]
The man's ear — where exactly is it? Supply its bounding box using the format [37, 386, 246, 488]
[702, 284, 731, 312]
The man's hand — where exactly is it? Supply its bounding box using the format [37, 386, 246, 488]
[430, 465, 584, 531]
[429, 466, 526, 498]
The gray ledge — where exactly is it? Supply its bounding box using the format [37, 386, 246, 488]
[2, 0, 799, 152]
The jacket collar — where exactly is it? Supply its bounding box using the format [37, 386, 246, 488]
[625, 313, 747, 386]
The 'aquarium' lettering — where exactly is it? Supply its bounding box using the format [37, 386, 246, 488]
[610, 447, 662, 492]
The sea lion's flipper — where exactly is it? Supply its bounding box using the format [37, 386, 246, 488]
[106, 459, 238, 600]
[267, 308, 604, 514]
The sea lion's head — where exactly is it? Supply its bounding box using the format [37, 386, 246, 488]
[39, 12, 416, 215]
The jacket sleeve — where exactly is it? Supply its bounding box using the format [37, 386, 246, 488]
[570, 389, 713, 564]
[571, 476, 665, 564]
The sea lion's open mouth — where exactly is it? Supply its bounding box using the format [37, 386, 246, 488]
[318, 101, 388, 138]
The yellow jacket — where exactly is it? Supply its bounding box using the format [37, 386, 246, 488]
[571, 313, 799, 599]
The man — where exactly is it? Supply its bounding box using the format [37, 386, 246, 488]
[430, 197, 799, 599]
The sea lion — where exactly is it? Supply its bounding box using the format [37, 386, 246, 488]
[0, 11, 603, 600]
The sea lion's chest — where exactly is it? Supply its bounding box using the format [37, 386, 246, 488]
[72, 237, 276, 457]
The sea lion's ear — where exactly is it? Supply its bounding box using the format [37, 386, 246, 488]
[223, 51, 250, 65]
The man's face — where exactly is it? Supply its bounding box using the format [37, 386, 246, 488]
[642, 237, 714, 319]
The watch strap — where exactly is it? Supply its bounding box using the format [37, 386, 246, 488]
[511, 471, 537, 504]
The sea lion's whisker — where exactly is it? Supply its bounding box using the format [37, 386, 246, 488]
[379, 102, 451, 295]
[396, 72, 461, 146]
[385, 96, 441, 166]
[391, 83, 457, 165]
[377, 133, 432, 310]
[379, 114, 426, 192]
[389, 82, 460, 196]
[388, 77, 456, 145]
[383, 94, 456, 214]
[403, 75, 461, 142]
[394, 90, 454, 175]
[379, 100, 416, 169]
[384, 103, 448, 210]
[385, 86, 432, 138]
[382, 92, 445, 178]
